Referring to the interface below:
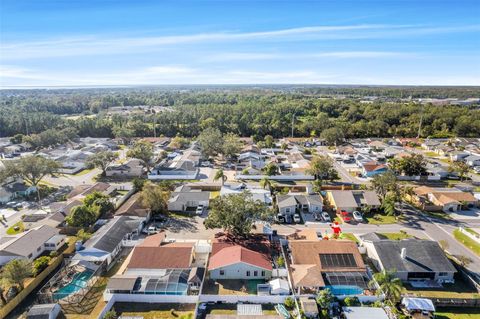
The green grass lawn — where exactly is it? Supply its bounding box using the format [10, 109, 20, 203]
[6, 221, 25, 235]
[364, 213, 398, 225]
[378, 232, 412, 240]
[403, 279, 479, 299]
[453, 229, 480, 256]
[113, 303, 195, 319]
[424, 151, 439, 157]
[423, 210, 453, 220]
[340, 233, 359, 243]
[72, 168, 94, 176]
[435, 307, 480, 319]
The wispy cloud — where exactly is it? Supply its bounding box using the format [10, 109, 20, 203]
[2, 24, 479, 60]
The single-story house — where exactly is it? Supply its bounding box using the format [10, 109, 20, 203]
[208, 235, 272, 280]
[0, 182, 36, 204]
[289, 240, 368, 295]
[148, 159, 199, 180]
[26, 303, 62, 319]
[361, 235, 456, 283]
[277, 194, 323, 216]
[221, 183, 272, 206]
[413, 186, 478, 212]
[115, 192, 151, 220]
[326, 190, 381, 213]
[465, 155, 480, 167]
[106, 159, 143, 177]
[73, 216, 143, 267]
[67, 182, 116, 200]
[167, 185, 210, 212]
[360, 161, 388, 177]
[125, 242, 195, 276]
[342, 307, 389, 319]
[0, 225, 65, 266]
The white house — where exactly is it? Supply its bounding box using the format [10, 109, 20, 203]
[0, 225, 64, 266]
[277, 194, 323, 216]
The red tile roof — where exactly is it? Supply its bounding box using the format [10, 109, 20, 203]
[208, 245, 272, 271]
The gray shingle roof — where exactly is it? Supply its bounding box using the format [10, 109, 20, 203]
[0, 225, 58, 257]
[372, 239, 456, 273]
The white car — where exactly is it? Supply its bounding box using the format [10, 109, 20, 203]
[352, 211, 364, 222]
[293, 213, 302, 223]
[195, 205, 204, 216]
[147, 226, 158, 235]
[321, 212, 331, 222]
[474, 166, 480, 174]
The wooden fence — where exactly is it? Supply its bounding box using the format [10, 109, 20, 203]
[0, 255, 63, 319]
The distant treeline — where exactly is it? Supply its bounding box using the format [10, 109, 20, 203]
[0, 87, 479, 139]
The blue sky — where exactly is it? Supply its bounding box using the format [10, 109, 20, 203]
[1, 0, 479, 87]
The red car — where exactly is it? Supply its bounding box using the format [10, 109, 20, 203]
[340, 210, 352, 223]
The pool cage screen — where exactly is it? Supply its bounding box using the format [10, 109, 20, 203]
[142, 269, 190, 295]
[323, 271, 370, 289]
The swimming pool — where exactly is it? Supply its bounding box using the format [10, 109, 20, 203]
[325, 285, 364, 296]
[53, 269, 94, 300]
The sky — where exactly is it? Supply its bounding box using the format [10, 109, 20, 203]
[1, 0, 479, 87]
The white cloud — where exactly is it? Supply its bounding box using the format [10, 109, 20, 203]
[207, 51, 418, 61]
[2, 24, 479, 60]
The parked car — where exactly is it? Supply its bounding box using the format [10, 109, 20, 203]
[321, 212, 331, 222]
[352, 211, 364, 223]
[293, 213, 302, 223]
[474, 166, 480, 173]
[147, 226, 158, 235]
[340, 211, 352, 223]
[276, 214, 286, 223]
[314, 212, 323, 221]
[195, 205, 204, 216]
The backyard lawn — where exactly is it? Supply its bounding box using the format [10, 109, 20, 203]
[364, 213, 398, 225]
[6, 221, 25, 235]
[453, 229, 480, 256]
[403, 277, 480, 299]
[112, 303, 195, 319]
[202, 278, 262, 295]
[435, 308, 480, 319]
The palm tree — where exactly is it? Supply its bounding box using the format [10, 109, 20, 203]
[214, 169, 227, 186]
[369, 269, 403, 304]
[259, 177, 275, 195]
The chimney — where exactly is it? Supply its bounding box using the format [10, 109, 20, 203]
[401, 248, 407, 259]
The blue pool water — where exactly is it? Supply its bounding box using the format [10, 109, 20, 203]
[53, 270, 94, 300]
[326, 285, 364, 296]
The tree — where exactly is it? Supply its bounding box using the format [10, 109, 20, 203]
[169, 136, 189, 149]
[214, 169, 227, 186]
[83, 192, 114, 217]
[284, 297, 295, 309]
[264, 135, 274, 148]
[140, 182, 170, 215]
[371, 171, 398, 200]
[0, 259, 32, 290]
[86, 151, 118, 176]
[316, 288, 334, 309]
[103, 309, 118, 319]
[307, 155, 339, 182]
[392, 154, 427, 176]
[369, 269, 403, 304]
[320, 127, 344, 146]
[2, 155, 60, 201]
[132, 177, 146, 191]
[65, 205, 97, 227]
[198, 127, 223, 158]
[222, 133, 242, 159]
[33, 256, 51, 276]
[127, 140, 154, 172]
[259, 177, 275, 195]
[77, 229, 92, 242]
[263, 162, 279, 176]
[382, 192, 397, 216]
[204, 192, 272, 237]
[449, 161, 470, 181]
[343, 296, 360, 306]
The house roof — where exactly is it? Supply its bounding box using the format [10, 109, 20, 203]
[431, 191, 477, 205]
[0, 225, 58, 257]
[277, 194, 323, 209]
[107, 276, 139, 291]
[287, 229, 319, 241]
[300, 298, 319, 315]
[128, 245, 193, 269]
[26, 303, 59, 319]
[362, 161, 387, 172]
[209, 245, 272, 271]
[169, 186, 210, 205]
[84, 216, 142, 253]
[289, 240, 366, 272]
[116, 192, 149, 218]
[371, 239, 456, 273]
[139, 232, 166, 247]
[342, 307, 389, 319]
[291, 264, 325, 287]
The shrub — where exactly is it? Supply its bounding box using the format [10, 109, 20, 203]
[284, 296, 295, 309]
[49, 251, 59, 258]
[33, 256, 51, 276]
[343, 296, 360, 307]
[276, 256, 285, 267]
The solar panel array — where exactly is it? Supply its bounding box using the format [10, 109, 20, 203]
[324, 271, 370, 288]
[319, 253, 357, 268]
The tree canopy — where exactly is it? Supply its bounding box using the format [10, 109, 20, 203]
[127, 140, 154, 172]
[86, 150, 118, 176]
[204, 192, 272, 237]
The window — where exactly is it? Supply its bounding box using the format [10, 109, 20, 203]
[246, 271, 251, 277]
[220, 270, 225, 276]
[254, 271, 258, 276]
[37, 246, 42, 252]
[438, 272, 448, 276]
[286, 208, 290, 213]
[261, 271, 265, 276]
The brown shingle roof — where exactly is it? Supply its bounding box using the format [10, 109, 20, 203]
[116, 192, 149, 217]
[127, 245, 193, 269]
